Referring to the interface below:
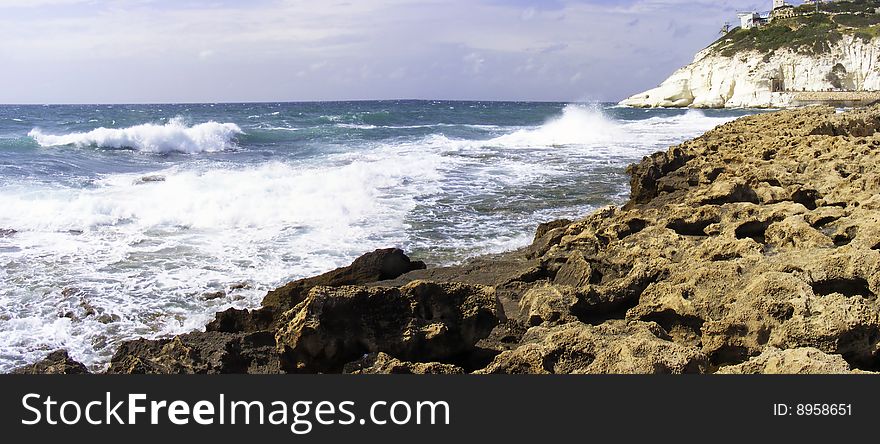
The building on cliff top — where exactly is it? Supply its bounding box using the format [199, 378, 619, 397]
[738, 1, 825, 30]
[738, 11, 768, 30]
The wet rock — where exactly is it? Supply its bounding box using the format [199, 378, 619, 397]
[206, 306, 276, 334]
[274, 280, 503, 373]
[202, 290, 226, 300]
[229, 281, 252, 290]
[343, 352, 464, 374]
[133, 174, 166, 184]
[96, 313, 120, 324]
[12, 350, 89, 374]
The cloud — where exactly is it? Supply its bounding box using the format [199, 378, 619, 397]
[0, 0, 769, 103]
[463, 52, 486, 75]
[0, 0, 91, 7]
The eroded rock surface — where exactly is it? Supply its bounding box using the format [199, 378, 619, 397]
[343, 352, 465, 374]
[476, 320, 707, 374]
[275, 281, 503, 373]
[716, 347, 857, 374]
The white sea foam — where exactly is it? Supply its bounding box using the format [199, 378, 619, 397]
[336, 123, 378, 130]
[488, 104, 622, 147]
[28, 117, 243, 153]
[0, 141, 449, 370]
[0, 105, 748, 371]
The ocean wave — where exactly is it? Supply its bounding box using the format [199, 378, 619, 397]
[28, 117, 243, 153]
[335, 123, 378, 130]
[0, 149, 447, 370]
[487, 104, 622, 147]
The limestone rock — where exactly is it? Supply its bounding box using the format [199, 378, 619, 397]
[716, 347, 854, 374]
[262, 248, 427, 314]
[343, 352, 464, 374]
[206, 248, 427, 334]
[275, 280, 504, 373]
[106, 331, 280, 374]
[476, 320, 707, 374]
[519, 284, 580, 326]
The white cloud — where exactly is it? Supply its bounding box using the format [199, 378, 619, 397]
[0, 0, 767, 102]
[463, 52, 486, 75]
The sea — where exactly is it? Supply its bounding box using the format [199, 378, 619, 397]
[0, 101, 759, 371]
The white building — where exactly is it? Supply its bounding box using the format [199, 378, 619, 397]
[738, 11, 767, 29]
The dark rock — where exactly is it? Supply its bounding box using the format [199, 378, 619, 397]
[202, 290, 226, 300]
[262, 248, 426, 314]
[626, 147, 694, 204]
[205, 306, 275, 333]
[133, 175, 166, 184]
[12, 350, 89, 374]
[275, 280, 504, 373]
[107, 331, 280, 374]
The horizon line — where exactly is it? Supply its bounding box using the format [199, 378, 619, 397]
[0, 98, 619, 106]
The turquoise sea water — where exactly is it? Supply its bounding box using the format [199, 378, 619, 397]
[0, 101, 758, 371]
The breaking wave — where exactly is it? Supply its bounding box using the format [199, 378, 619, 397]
[28, 117, 242, 153]
[488, 104, 622, 147]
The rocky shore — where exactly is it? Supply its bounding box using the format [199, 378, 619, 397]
[15, 106, 880, 374]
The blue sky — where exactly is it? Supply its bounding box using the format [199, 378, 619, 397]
[0, 0, 771, 103]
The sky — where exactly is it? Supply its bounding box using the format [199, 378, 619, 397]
[0, 0, 774, 103]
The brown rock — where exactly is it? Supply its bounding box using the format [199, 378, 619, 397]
[107, 331, 280, 374]
[716, 347, 855, 374]
[519, 284, 580, 326]
[343, 352, 464, 374]
[12, 350, 89, 374]
[476, 320, 707, 374]
[261, 248, 427, 314]
[274, 280, 503, 373]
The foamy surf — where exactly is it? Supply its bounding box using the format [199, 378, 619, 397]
[488, 104, 622, 147]
[0, 101, 759, 372]
[28, 117, 242, 153]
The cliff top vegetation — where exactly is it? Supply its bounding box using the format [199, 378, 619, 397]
[711, 0, 880, 57]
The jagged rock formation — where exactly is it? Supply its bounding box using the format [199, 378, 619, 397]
[16, 106, 880, 374]
[274, 281, 503, 373]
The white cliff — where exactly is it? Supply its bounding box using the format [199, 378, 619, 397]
[621, 34, 880, 108]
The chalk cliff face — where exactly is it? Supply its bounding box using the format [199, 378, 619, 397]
[621, 34, 880, 108]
